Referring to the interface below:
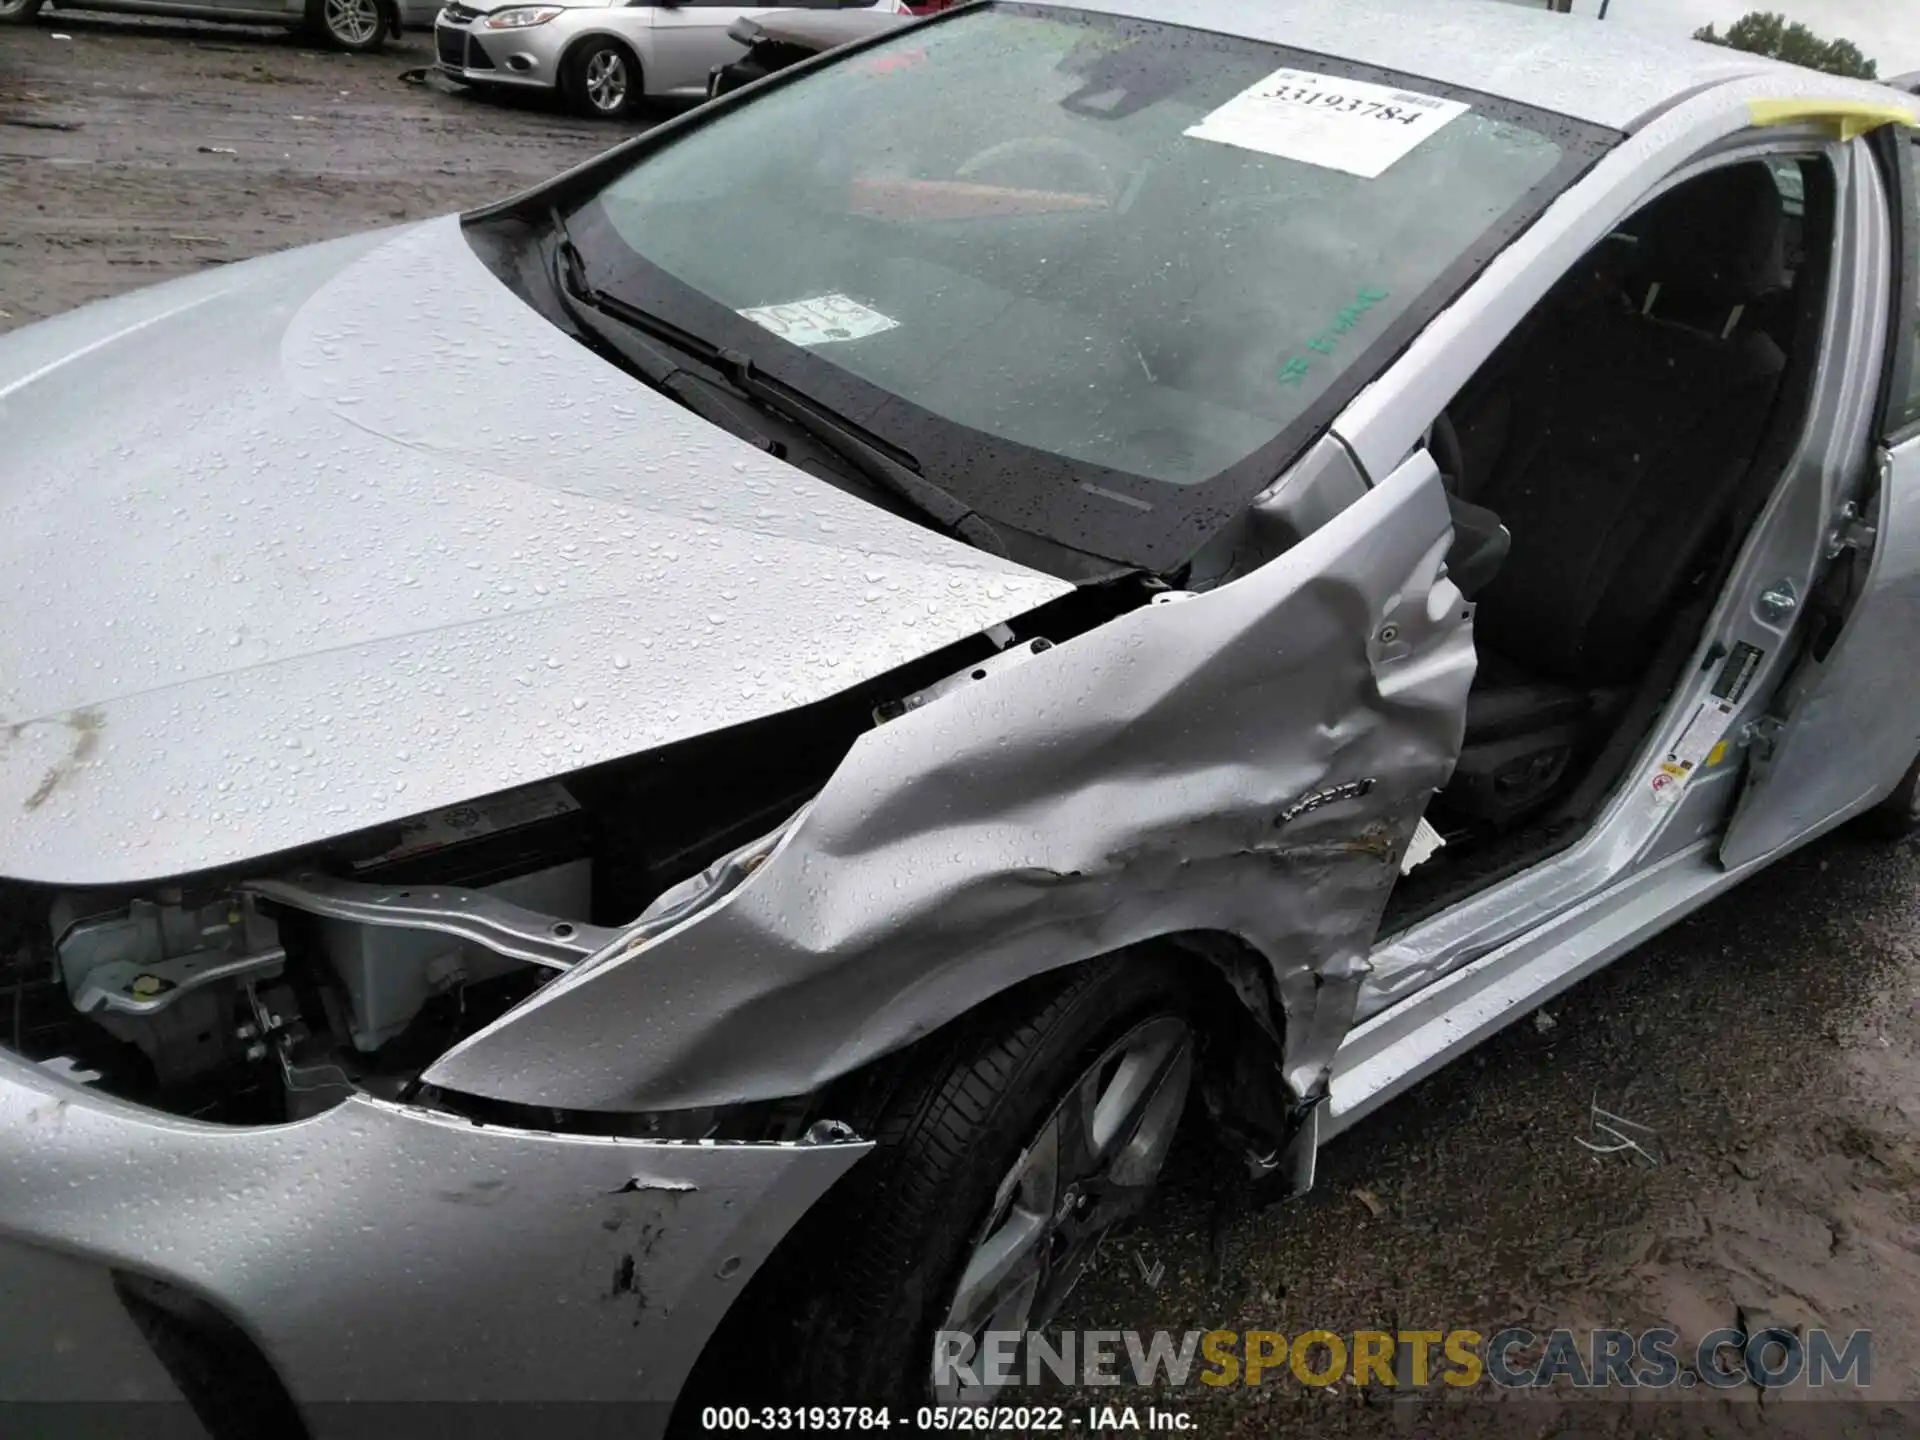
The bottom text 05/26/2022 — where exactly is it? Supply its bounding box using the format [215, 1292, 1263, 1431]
[698, 1406, 1197, 1432]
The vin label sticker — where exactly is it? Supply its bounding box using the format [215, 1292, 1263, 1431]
[1184, 68, 1469, 179]
[1666, 698, 1735, 776]
[1710, 641, 1765, 703]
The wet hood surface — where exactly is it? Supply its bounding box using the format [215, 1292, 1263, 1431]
[0, 217, 1067, 886]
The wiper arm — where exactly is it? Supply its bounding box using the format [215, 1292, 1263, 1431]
[577, 284, 1009, 559]
[702, 343, 1010, 559]
[549, 208, 784, 453]
[550, 204, 596, 305]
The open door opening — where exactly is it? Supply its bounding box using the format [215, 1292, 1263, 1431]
[1384, 154, 1836, 929]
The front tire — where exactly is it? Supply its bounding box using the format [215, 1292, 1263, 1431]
[306, 0, 389, 51]
[561, 38, 641, 119]
[0, 0, 46, 25]
[779, 955, 1195, 1404]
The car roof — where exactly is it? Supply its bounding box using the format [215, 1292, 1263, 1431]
[1062, 0, 1903, 130]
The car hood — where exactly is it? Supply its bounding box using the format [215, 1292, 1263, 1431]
[0, 217, 1068, 886]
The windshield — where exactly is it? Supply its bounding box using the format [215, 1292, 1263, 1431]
[567, 3, 1612, 570]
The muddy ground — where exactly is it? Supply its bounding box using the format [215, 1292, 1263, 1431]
[4, 19, 1920, 1438]
[1057, 829, 1920, 1437]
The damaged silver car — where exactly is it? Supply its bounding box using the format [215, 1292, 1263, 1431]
[6, 0, 1920, 1429]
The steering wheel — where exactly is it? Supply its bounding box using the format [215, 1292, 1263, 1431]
[954, 136, 1117, 202]
[1429, 410, 1467, 495]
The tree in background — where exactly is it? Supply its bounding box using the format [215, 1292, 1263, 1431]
[1692, 11, 1878, 80]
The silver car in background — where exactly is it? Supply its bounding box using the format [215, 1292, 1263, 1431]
[0, 0, 435, 51]
[434, 0, 905, 116]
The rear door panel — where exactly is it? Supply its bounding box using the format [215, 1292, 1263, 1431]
[1720, 447, 1920, 863]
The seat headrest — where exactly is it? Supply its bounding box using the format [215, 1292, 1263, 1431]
[1640, 163, 1786, 306]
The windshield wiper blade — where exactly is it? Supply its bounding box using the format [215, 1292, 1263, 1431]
[579, 287, 1009, 558]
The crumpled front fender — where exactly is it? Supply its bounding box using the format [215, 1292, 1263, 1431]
[425, 452, 1475, 1113]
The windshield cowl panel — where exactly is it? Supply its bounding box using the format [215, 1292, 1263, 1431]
[566, 3, 1617, 571]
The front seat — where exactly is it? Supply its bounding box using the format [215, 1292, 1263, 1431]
[1442, 162, 1791, 827]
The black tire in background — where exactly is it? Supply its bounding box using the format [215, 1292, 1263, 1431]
[0, 0, 46, 24]
[562, 37, 642, 119]
[677, 952, 1197, 1414]
[709, 60, 770, 98]
[305, 0, 389, 51]
[1858, 750, 1920, 839]
[711, 40, 814, 97]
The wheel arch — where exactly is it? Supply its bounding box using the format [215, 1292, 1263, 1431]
[665, 934, 1303, 1420]
[560, 28, 646, 96]
[783, 930, 1302, 1162]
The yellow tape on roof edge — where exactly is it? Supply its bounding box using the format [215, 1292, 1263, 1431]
[1748, 99, 1918, 141]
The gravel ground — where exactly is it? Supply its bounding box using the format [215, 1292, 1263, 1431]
[0, 17, 642, 333]
[4, 20, 1919, 1438]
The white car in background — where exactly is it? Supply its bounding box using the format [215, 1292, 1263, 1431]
[434, 0, 906, 116]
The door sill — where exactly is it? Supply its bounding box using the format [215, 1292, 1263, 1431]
[1325, 838, 1729, 1142]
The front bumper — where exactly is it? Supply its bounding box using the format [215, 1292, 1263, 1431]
[434, 13, 563, 88]
[0, 1050, 867, 1434]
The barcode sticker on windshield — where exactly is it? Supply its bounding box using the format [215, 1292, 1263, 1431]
[738, 294, 899, 347]
[1185, 68, 1469, 179]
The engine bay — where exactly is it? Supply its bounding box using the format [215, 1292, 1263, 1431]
[8, 782, 607, 1123]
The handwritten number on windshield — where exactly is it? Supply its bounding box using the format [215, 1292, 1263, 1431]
[1277, 287, 1390, 388]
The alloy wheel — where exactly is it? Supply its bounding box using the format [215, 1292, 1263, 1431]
[323, 0, 380, 44]
[931, 1014, 1192, 1402]
[584, 49, 629, 113]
